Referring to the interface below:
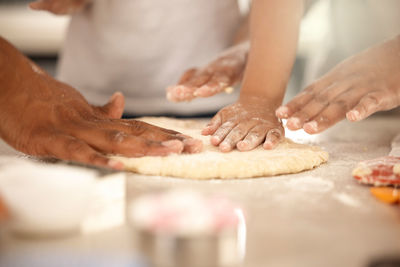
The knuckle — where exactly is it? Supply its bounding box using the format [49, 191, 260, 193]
[291, 89, 315, 106]
[129, 121, 146, 134]
[314, 92, 331, 105]
[303, 82, 319, 94]
[213, 73, 231, 84]
[303, 84, 315, 93]
[143, 139, 153, 148]
[368, 92, 395, 111]
[87, 153, 101, 164]
[210, 117, 220, 126]
[295, 109, 312, 120]
[194, 74, 210, 84]
[221, 121, 235, 129]
[215, 129, 226, 138]
[268, 128, 282, 139]
[333, 99, 350, 110]
[247, 131, 260, 138]
[138, 140, 157, 155]
[316, 116, 331, 124]
[64, 139, 85, 158]
[232, 128, 245, 138]
[106, 130, 127, 144]
[246, 132, 261, 144]
[366, 93, 382, 106]
[299, 90, 315, 100]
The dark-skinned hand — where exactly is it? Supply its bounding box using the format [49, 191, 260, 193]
[29, 0, 90, 15]
[0, 37, 202, 170]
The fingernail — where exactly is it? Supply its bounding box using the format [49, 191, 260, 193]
[263, 141, 274, 150]
[304, 121, 318, 133]
[287, 117, 301, 129]
[347, 110, 361, 122]
[108, 159, 124, 170]
[162, 140, 184, 152]
[276, 106, 289, 118]
[183, 138, 203, 153]
[166, 91, 175, 101]
[201, 127, 211, 135]
[110, 92, 118, 102]
[211, 136, 221, 145]
[219, 141, 231, 152]
[237, 140, 249, 151]
[167, 85, 186, 100]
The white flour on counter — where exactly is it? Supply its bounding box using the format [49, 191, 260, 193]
[333, 193, 361, 208]
[285, 176, 334, 193]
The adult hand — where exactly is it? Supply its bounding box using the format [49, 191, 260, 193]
[202, 97, 284, 152]
[276, 36, 400, 134]
[166, 42, 248, 102]
[29, 0, 90, 15]
[0, 37, 201, 170]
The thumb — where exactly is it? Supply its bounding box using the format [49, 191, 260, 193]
[99, 92, 125, 119]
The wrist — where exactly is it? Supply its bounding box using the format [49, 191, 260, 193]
[217, 41, 249, 60]
[239, 82, 285, 106]
[238, 93, 282, 109]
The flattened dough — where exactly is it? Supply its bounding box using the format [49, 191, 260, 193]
[113, 117, 329, 179]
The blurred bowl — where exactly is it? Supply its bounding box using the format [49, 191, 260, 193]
[0, 160, 96, 237]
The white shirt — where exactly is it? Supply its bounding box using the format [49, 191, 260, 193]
[57, 0, 243, 115]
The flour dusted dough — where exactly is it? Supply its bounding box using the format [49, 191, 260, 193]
[113, 117, 329, 179]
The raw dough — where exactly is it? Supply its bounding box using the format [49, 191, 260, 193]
[113, 117, 329, 179]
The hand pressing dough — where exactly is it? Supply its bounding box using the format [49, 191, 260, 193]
[112, 117, 329, 179]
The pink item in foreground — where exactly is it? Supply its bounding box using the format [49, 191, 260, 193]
[130, 190, 242, 236]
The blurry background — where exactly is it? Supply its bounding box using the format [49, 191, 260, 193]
[0, 0, 330, 100]
[0, 0, 70, 76]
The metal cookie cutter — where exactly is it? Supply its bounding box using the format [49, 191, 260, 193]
[128, 189, 246, 267]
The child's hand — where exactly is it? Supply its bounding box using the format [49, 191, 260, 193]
[166, 42, 248, 102]
[29, 0, 90, 15]
[202, 97, 284, 152]
[276, 36, 400, 134]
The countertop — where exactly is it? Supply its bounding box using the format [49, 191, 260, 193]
[0, 114, 400, 267]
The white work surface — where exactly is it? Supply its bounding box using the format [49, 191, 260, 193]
[0, 114, 400, 267]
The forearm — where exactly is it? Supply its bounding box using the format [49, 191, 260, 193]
[0, 36, 46, 139]
[240, 0, 303, 105]
[0, 36, 48, 98]
[29, 0, 92, 15]
[233, 15, 250, 45]
[0, 37, 32, 102]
